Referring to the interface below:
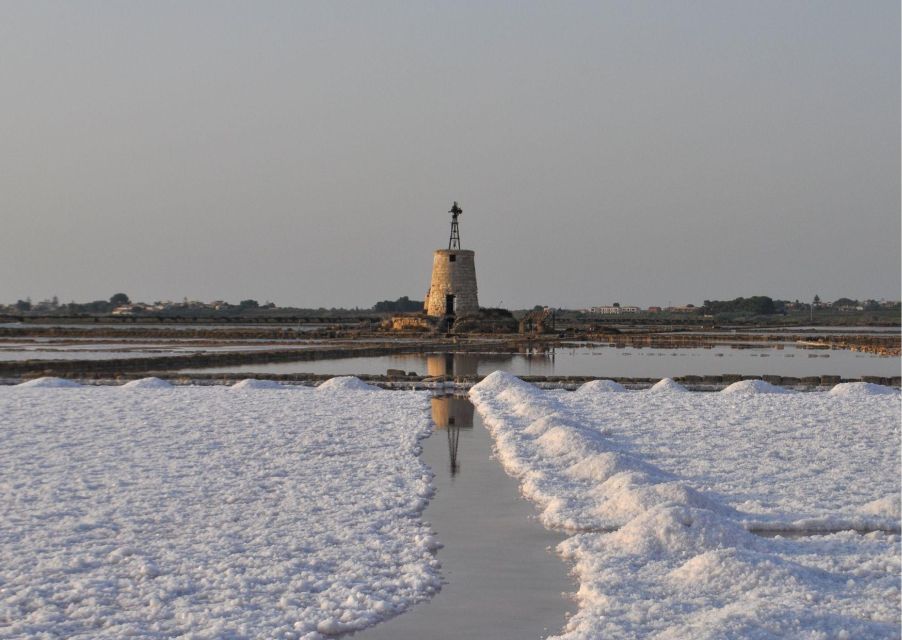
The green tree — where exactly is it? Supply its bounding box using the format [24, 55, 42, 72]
[110, 293, 130, 306]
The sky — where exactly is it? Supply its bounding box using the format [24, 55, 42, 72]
[1, 1, 899, 309]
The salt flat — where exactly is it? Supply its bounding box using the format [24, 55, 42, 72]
[470, 373, 901, 639]
[3, 374, 899, 639]
[564, 379, 900, 530]
[0, 378, 437, 639]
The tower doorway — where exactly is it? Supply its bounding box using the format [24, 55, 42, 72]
[445, 294, 455, 315]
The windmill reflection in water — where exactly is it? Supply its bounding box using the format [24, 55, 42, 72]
[430, 396, 474, 477]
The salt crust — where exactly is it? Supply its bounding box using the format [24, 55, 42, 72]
[470, 371, 901, 639]
[0, 382, 436, 638]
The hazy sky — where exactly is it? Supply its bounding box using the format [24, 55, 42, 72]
[1, 1, 899, 309]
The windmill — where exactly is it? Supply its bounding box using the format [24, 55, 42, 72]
[425, 200, 479, 318]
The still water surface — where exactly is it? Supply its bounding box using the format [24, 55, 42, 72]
[178, 346, 899, 378]
[357, 397, 574, 639]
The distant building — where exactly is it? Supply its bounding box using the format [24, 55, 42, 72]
[111, 304, 147, 316]
[647, 306, 663, 313]
[589, 305, 640, 315]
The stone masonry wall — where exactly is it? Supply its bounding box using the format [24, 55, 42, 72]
[425, 250, 479, 317]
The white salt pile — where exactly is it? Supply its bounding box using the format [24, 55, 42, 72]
[721, 379, 796, 394]
[829, 381, 899, 397]
[316, 376, 379, 392]
[16, 376, 81, 388]
[121, 377, 173, 389]
[575, 379, 627, 394]
[861, 494, 902, 519]
[647, 377, 687, 393]
[230, 378, 285, 390]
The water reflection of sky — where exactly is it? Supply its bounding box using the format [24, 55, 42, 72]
[178, 345, 899, 378]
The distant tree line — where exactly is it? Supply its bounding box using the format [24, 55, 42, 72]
[372, 296, 424, 313]
[5, 291, 897, 319]
[702, 296, 779, 315]
[12, 293, 131, 314]
[479, 307, 514, 318]
[831, 297, 884, 310]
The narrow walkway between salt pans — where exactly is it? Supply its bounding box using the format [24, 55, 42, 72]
[357, 397, 576, 639]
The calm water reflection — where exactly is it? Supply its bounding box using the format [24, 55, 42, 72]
[431, 396, 473, 477]
[357, 397, 574, 640]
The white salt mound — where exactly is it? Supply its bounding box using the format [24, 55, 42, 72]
[648, 378, 687, 393]
[860, 494, 901, 519]
[577, 379, 627, 394]
[829, 382, 898, 397]
[721, 379, 793, 395]
[474, 370, 536, 395]
[17, 377, 81, 388]
[231, 378, 284, 390]
[317, 376, 379, 392]
[121, 377, 172, 389]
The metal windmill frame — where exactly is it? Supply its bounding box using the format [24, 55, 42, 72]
[448, 201, 462, 250]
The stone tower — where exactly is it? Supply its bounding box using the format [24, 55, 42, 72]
[425, 202, 479, 318]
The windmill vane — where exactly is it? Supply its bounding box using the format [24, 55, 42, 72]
[448, 201, 462, 250]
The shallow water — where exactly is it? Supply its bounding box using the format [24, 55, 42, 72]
[0, 343, 316, 360]
[177, 345, 899, 378]
[356, 397, 575, 639]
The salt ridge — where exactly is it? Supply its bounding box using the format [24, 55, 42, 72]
[469, 371, 900, 639]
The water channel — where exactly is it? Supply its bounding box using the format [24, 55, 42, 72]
[357, 396, 575, 639]
[177, 345, 899, 379]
